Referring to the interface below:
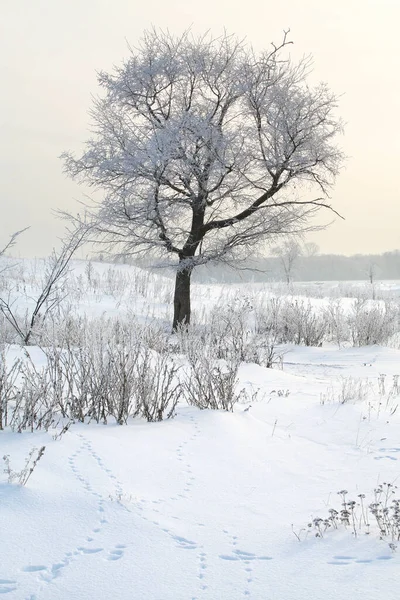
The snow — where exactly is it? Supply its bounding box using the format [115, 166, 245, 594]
[1, 260, 400, 599]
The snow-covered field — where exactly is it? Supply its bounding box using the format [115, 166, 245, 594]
[1, 259, 400, 599]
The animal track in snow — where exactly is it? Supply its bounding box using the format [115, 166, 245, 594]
[374, 447, 400, 461]
[219, 550, 273, 563]
[77, 547, 104, 555]
[49, 563, 65, 576]
[64, 421, 205, 598]
[67, 441, 110, 537]
[0, 580, 17, 595]
[20, 434, 131, 600]
[328, 554, 394, 565]
[106, 545, 126, 561]
[21, 566, 47, 573]
[220, 530, 273, 597]
[172, 534, 198, 550]
[197, 552, 208, 592]
[170, 418, 201, 503]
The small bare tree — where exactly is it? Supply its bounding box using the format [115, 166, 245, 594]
[63, 29, 344, 329]
[366, 260, 378, 300]
[303, 242, 320, 258]
[0, 227, 87, 345]
[272, 238, 302, 284]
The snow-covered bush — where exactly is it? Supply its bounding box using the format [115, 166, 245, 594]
[0, 349, 21, 430]
[199, 298, 284, 368]
[253, 297, 286, 366]
[324, 299, 349, 347]
[348, 299, 399, 346]
[1, 318, 181, 431]
[183, 337, 242, 411]
[47, 325, 178, 425]
[133, 348, 180, 422]
[279, 299, 326, 346]
[62, 331, 140, 425]
[205, 298, 252, 360]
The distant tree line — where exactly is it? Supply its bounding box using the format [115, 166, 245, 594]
[189, 250, 400, 283]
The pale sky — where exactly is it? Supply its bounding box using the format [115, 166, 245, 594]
[1, 0, 399, 257]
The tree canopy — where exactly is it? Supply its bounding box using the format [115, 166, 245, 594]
[63, 29, 344, 327]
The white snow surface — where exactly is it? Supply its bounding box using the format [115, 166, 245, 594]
[1, 261, 400, 599]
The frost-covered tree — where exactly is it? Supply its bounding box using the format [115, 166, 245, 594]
[303, 242, 319, 258]
[272, 238, 302, 284]
[63, 29, 344, 329]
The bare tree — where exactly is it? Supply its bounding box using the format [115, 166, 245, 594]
[62, 29, 344, 329]
[0, 226, 87, 345]
[303, 242, 320, 258]
[272, 238, 303, 284]
[366, 260, 378, 300]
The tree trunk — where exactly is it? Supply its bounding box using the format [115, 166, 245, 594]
[172, 266, 192, 331]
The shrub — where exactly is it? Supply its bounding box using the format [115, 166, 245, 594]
[1, 319, 180, 431]
[3, 446, 46, 486]
[183, 339, 242, 411]
[280, 299, 326, 346]
[133, 349, 180, 422]
[348, 299, 399, 346]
